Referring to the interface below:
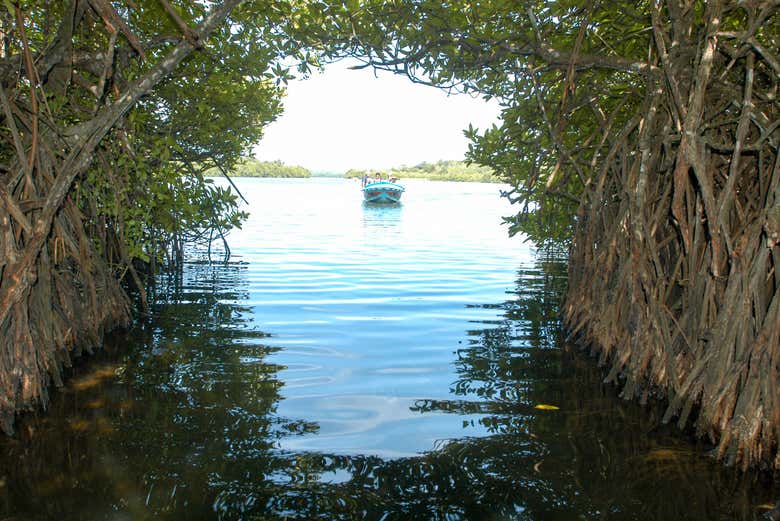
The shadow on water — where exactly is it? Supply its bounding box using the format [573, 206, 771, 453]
[0, 257, 776, 520]
[361, 201, 403, 225]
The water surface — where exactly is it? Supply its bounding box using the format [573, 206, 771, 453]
[0, 178, 776, 520]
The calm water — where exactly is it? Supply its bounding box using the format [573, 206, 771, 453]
[0, 178, 776, 520]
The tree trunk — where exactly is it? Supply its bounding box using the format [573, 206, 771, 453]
[563, 0, 779, 470]
[0, 0, 242, 433]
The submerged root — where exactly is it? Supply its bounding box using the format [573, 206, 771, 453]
[565, 185, 779, 470]
[0, 237, 131, 434]
[562, 21, 780, 468]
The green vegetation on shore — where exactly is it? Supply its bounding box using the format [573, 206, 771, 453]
[345, 160, 498, 183]
[2, 0, 776, 473]
[216, 158, 311, 178]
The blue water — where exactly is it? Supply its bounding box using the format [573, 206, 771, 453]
[226, 178, 534, 457]
[0, 177, 776, 520]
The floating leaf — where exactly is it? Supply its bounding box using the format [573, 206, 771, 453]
[534, 404, 560, 410]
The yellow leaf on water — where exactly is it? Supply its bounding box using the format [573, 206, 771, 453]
[534, 404, 560, 410]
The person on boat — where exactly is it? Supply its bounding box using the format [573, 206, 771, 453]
[361, 173, 368, 187]
[389, 175, 398, 183]
[373, 172, 382, 183]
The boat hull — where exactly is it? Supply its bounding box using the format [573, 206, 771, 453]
[363, 182, 404, 204]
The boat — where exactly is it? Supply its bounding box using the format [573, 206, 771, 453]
[362, 181, 404, 203]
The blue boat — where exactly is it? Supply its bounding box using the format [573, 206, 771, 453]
[363, 181, 404, 203]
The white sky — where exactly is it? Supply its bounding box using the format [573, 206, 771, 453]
[253, 59, 501, 173]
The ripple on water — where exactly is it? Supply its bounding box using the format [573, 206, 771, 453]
[1, 179, 775, 521]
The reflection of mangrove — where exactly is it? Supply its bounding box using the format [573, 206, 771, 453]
[208, 430, 771, 521]
[202, 255, 775, 520]
[382, 254, 776, 521]
[448, 257, 567, 408]
[0, 263, 318, 520]
[0, 260, 775, 520]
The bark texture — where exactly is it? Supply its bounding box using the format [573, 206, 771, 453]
[0, 0, 241, 433]
[563, 0, 780, 470]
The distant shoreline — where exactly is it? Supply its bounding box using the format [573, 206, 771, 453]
[220, 159, 501, 183]
[222, 174, 502, 183]
[344, 160, 499, 183]
[342, 174, 501, 183]
[214, 158, 312, 178]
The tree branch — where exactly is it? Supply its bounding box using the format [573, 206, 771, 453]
[0, 0, 242, 329]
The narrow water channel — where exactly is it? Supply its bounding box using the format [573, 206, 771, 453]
[0, 178, 776, 520]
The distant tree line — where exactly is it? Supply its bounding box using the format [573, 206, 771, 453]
[212, 158, 311, 178]
[345, 160, 498, 183]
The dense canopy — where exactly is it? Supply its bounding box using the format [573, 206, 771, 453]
[319, 0, 780, 471]
[0, 0, 777, 470]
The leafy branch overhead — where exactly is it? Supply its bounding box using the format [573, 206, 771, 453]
[0, 0, 776, 472]
[297, 0, 779, 470]
[0, 0, 314, 434]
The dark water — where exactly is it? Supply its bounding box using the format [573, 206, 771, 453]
[0, 178, 776, 520]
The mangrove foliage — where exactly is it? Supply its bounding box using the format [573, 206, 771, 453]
[0, 0, 777, 474]
[300, 0, 780, 470]
[0, 0, 316, 433]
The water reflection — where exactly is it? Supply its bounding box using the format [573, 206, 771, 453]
[0, 257, 776, 520]
[0, 262, 312, 520]
[361, 201, 403, 230]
